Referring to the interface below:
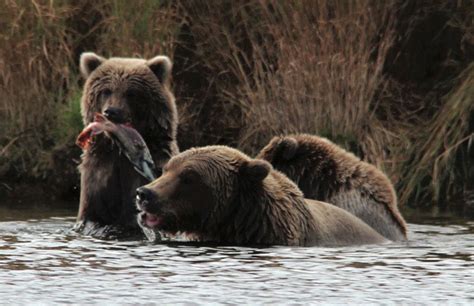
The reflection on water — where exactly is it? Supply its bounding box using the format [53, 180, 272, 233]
[0, 201, 473, 304]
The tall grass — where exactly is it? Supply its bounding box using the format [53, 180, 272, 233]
[174, 0, 473, 207]
[176, 0, 398, 164]
[398, 65, 474, 205]
[0, 0, 472, 207]
[0, 0, 78, 177]
[0, 0, 177, 178]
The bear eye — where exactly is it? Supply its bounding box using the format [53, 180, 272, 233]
[125, 89, 142, 100]
[180, 169, 198, 185]
[100, 89, 112, 99]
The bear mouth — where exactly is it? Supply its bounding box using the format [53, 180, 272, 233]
[76, 113, 131, 150]
[139, 212, 164, 228]
[138, 211, 180, 235]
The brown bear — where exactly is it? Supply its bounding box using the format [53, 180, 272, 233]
[256, 134, 407, 241]
[75, 52, 179, 239]
[135, 146, 387, 246]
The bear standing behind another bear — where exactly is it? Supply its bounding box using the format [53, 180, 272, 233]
[257, 134, 407, 241]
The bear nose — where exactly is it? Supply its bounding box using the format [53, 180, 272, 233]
[136, 187, 155, 203]
[103, 107, 126, 124]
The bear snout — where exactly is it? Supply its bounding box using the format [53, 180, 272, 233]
[137, 187, 157, 211]
[103, 107, 128, 124]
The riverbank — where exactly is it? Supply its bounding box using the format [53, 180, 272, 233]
[1, 1, 473, 209]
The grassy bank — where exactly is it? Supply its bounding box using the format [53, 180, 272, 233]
[1, 0, 473, 209]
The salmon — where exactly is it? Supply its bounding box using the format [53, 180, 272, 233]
[76, 113, 157, 182]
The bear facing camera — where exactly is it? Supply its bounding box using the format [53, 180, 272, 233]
[75, 52, 179, 239]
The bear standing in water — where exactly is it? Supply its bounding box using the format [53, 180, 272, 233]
[257, 134, 407, 241]
[135, 146, 387, 247]
[75, 53, 179, 239]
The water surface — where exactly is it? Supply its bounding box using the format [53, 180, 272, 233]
[1, 201, 473, 304]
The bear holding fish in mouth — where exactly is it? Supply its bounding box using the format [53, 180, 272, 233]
[74, 53, 178, 240]
[75, 52, 406, 245]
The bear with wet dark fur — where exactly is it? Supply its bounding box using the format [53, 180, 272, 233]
[135, 146, 387, 246]
[75, 53, 179, 239]
[257, 134, 407, 241]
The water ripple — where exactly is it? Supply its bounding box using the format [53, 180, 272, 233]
[0, 215, 473, 303]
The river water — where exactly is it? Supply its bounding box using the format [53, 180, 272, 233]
[0, 200, 473, 304]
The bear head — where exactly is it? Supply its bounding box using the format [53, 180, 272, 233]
[257, 135, 335, 193]
[256, 136, 299, 164]
[257, 134, 352, 200]
[79, 52, 177, 142]
[135, 146, 272, 235]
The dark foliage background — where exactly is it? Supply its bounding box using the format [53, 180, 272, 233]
[0, 0, 472, 212]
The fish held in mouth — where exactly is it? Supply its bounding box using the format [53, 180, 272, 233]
[76, 113, 157, 182]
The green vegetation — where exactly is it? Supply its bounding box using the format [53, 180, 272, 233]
[54, 87, 83, 143]
[0, 0, 472, 209]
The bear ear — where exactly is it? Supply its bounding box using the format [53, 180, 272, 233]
[240, 159, 271, 182]
[276, 137, 298, 160]
[80, 52, 105, 78]
[147, 55, 172, 84]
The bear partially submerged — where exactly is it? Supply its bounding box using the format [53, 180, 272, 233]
[136, 146, 386, 246]
[75, 53, 178, 239]
[257, 134, 407, 241]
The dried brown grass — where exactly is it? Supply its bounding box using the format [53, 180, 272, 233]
[0, 0, 78, 176]
[177, 0, 398, 165]
[176, 0, 473, 207]
[0, 0, 472, 207]
[398, 64, 474, 205]
[0, 0, 178, 178]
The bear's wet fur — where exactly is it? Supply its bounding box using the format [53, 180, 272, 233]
[257, 134, 407, 241]
[75, 53, 179, 239]
[136, 146, 387, 246]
